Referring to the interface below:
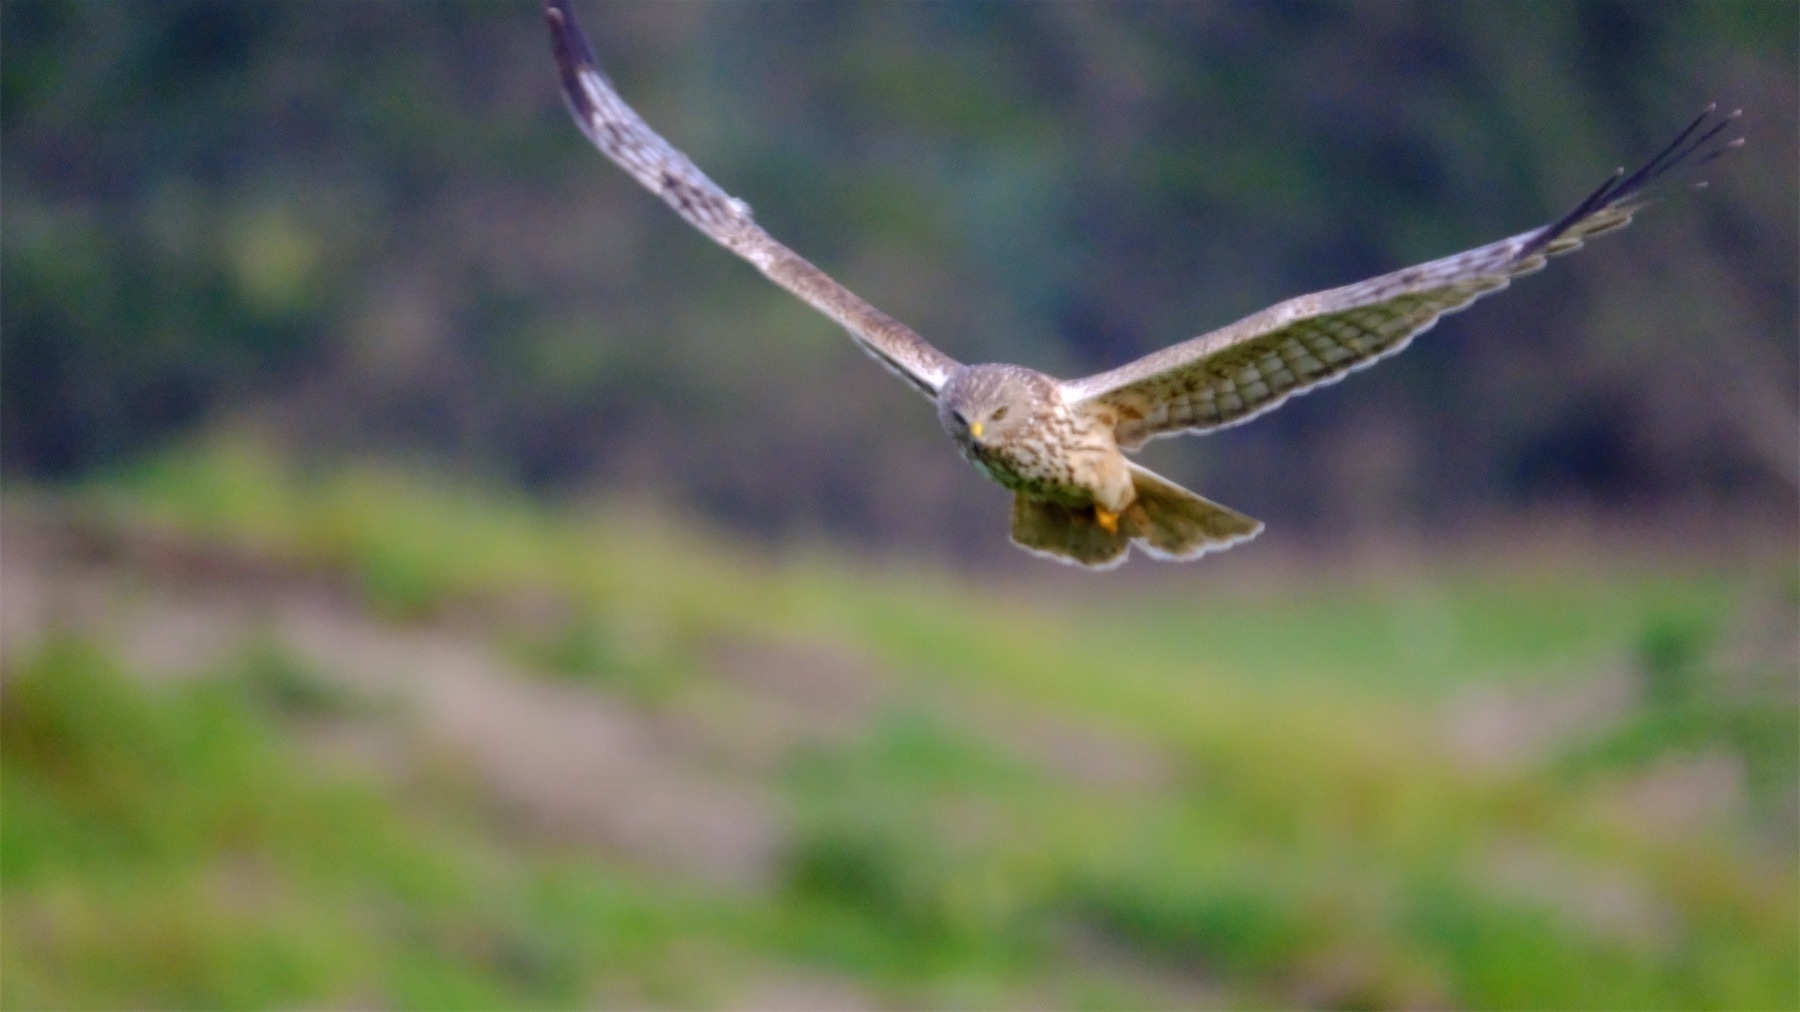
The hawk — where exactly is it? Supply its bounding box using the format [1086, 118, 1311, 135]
[545, 0, 1741, 569]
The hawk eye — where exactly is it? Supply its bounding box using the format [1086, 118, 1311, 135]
[991, 406, 1009, 422]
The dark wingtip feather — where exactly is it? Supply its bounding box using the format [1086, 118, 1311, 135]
[1515, 104, 1744, 261]
[545, 0, 603, 124]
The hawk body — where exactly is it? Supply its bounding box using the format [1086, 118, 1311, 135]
[545, 0, 1741, 568]
[939, 365, 1115, 509]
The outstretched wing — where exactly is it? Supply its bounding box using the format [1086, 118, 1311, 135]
[545, 0, 959, 398]
[1064, 107, 1743, 449]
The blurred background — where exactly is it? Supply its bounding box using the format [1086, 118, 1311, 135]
[2, 1, 1795, 1008]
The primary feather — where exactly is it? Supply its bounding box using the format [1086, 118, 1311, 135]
[1063, 106, 1743, 449]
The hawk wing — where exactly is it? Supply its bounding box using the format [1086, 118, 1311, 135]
[545, 0, 959, 398]
[1063, 107, 1743, 449]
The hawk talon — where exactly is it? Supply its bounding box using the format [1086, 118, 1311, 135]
[1095, 507, 1120, 534]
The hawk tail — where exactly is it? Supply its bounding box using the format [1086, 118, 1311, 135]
[1009, 464, 1262, 568]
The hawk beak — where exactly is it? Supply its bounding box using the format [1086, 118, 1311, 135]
[969, 421, 984, 439]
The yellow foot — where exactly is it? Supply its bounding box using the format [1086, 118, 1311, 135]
[1095, 507, 1120, 534]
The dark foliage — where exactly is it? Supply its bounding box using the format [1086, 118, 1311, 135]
[3, 0, 1794, 557]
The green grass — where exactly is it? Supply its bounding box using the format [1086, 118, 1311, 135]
[5, 432, 1794, 1009]
[0, 637, 765, 1010]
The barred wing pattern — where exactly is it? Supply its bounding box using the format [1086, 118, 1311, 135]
[1066, 107, 1743, 449]
[545, 0, 958, 398]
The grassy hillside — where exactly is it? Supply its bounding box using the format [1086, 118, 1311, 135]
[3, 435, 1794, 1009]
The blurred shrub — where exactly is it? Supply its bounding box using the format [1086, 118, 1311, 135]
[782, 711, 1048, 973]
[1637, 608, 1715, 709]
[510, 608, 693, 703]
[228, 629, 370, 720]
[1560, 604, 1799, 838]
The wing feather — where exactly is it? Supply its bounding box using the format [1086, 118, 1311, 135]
[545, 0, 958, 398]
[1065, 106, 1743, 448]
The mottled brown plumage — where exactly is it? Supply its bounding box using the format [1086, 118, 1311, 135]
[545, 0, 1740, 568]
